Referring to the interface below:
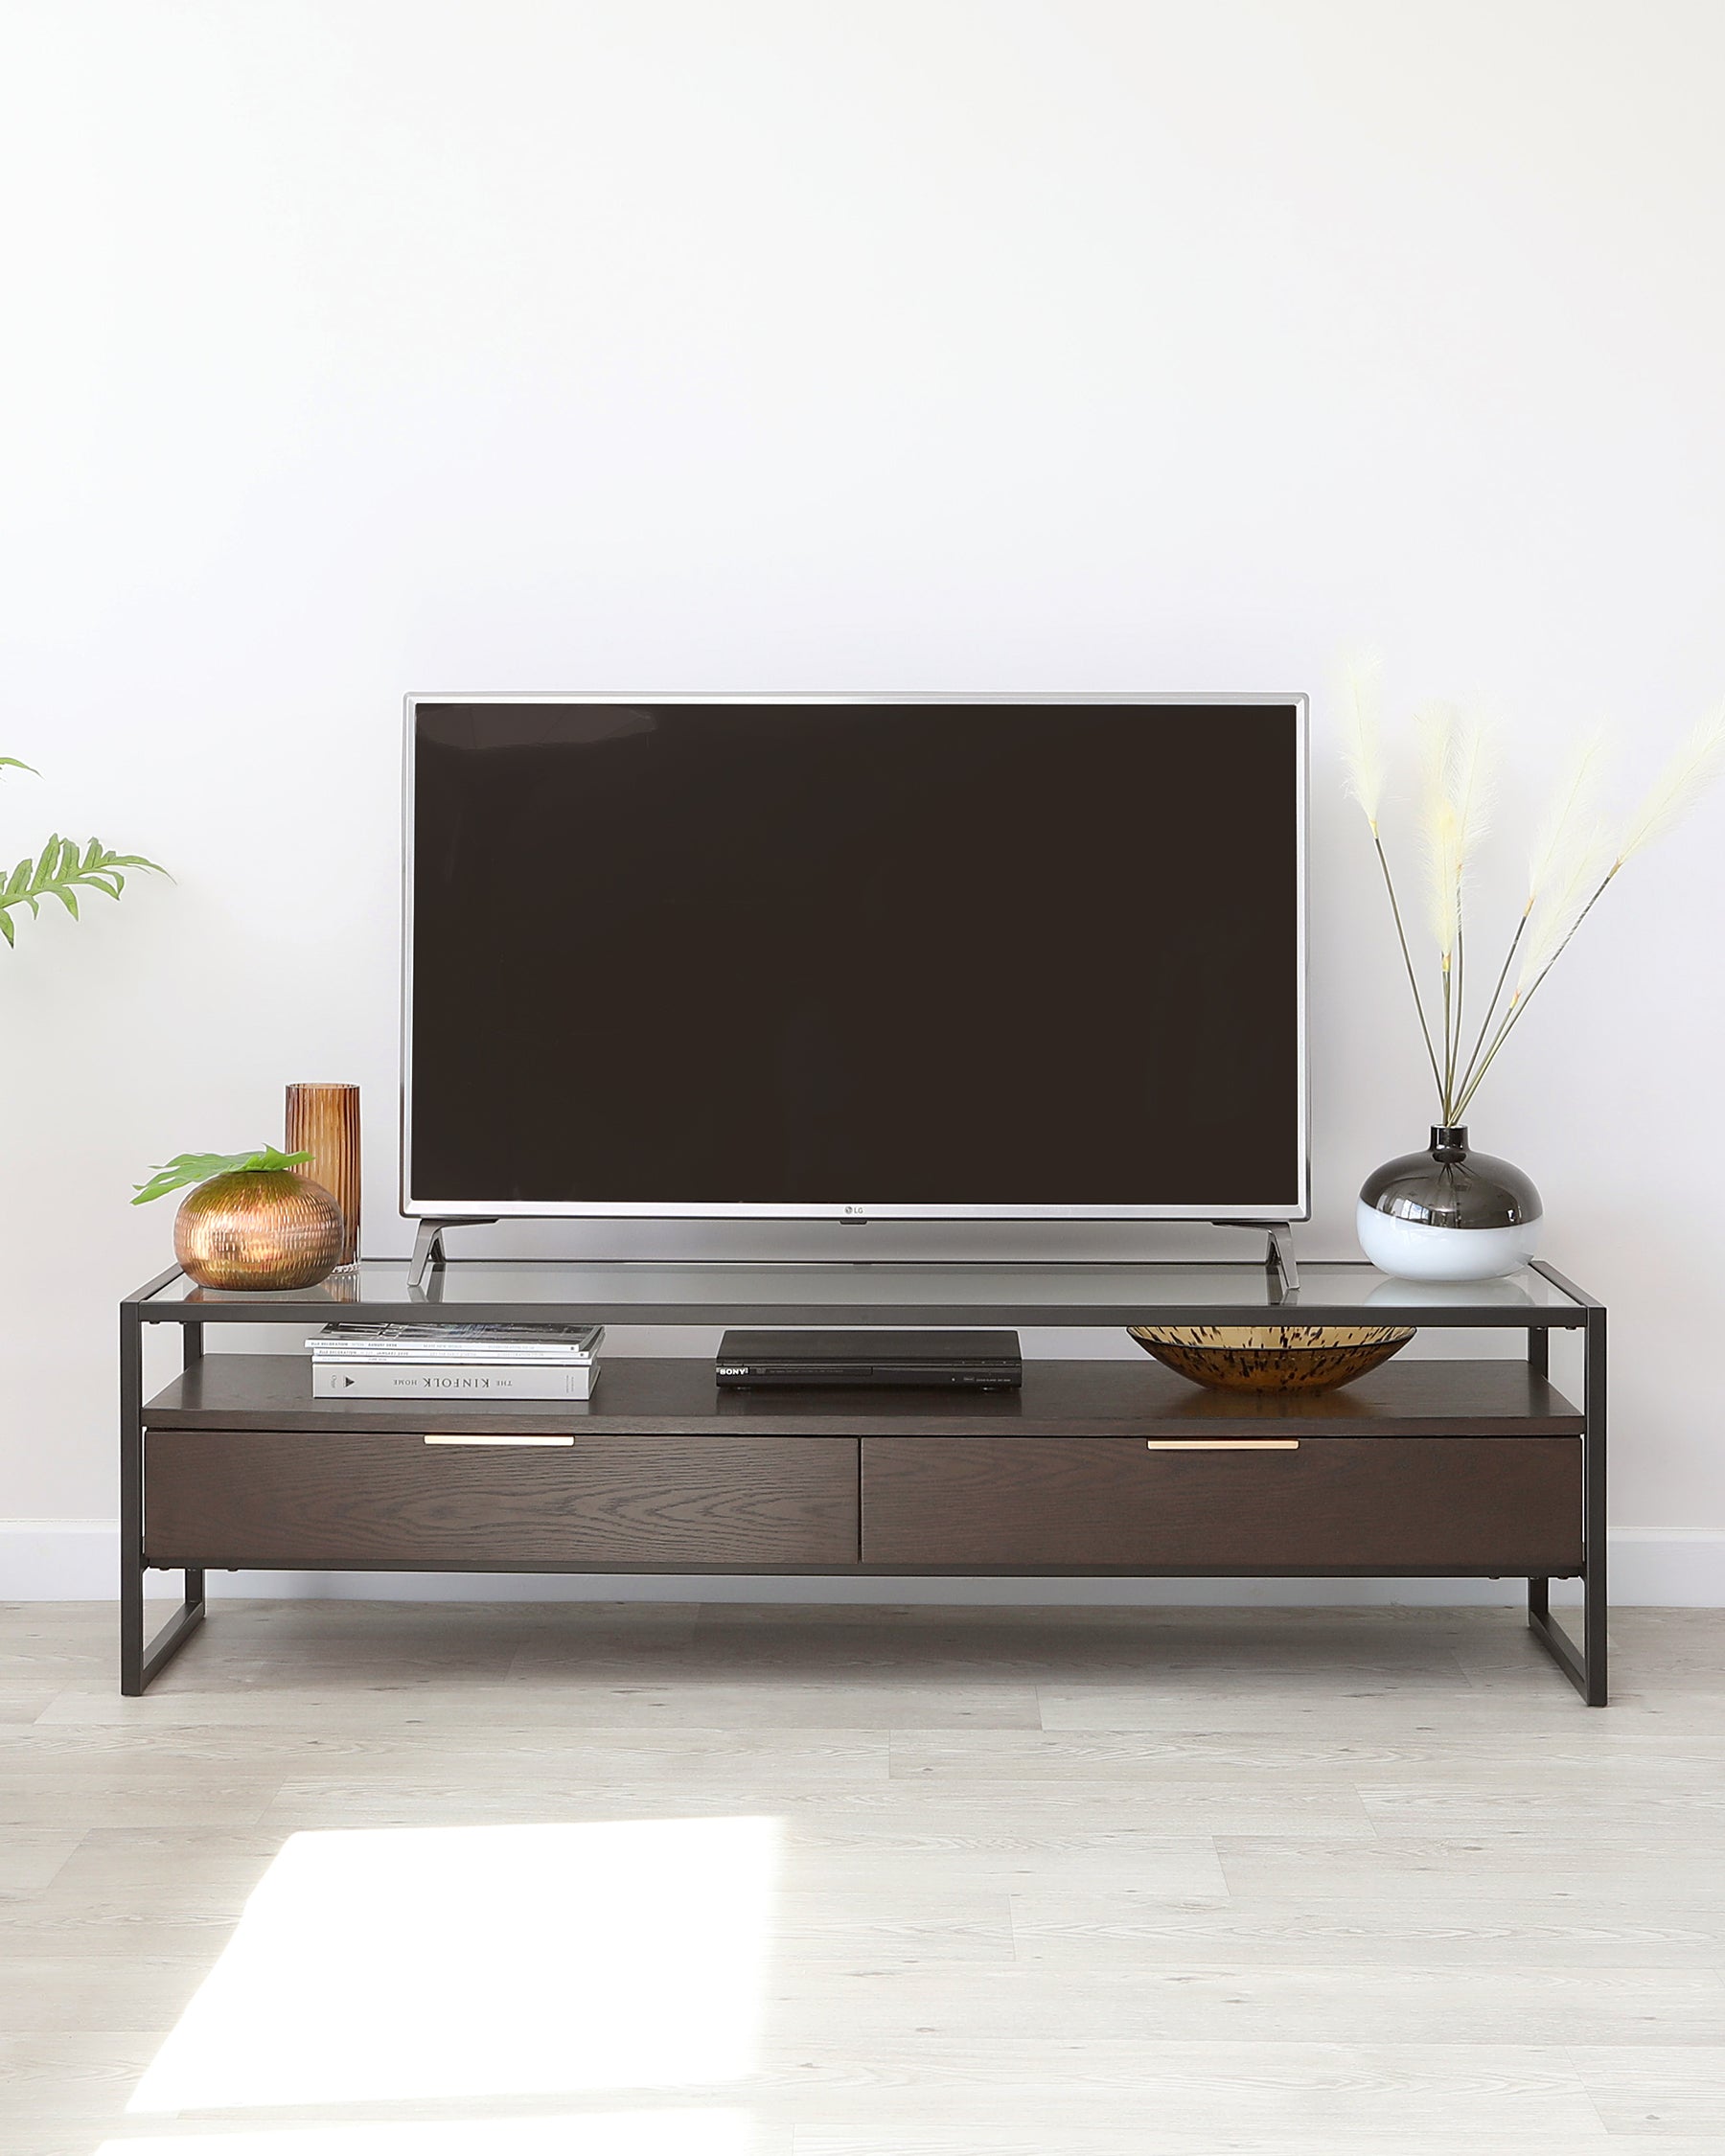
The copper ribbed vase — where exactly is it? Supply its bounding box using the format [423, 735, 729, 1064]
[285, 1082, 361, 1266]
[173, 1169, 344, 1291]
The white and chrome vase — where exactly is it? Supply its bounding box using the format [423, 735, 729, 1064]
[1357, 1126, 1542, 1282]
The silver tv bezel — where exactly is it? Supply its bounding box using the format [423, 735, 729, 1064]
[400, 692, 1310, 1226]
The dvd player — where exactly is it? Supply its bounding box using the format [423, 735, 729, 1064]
[715, 1329, 1023, 1390]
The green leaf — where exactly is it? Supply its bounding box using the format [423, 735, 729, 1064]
[251, 1145, 312, 1174]
[0, 757, 38, 778]
[0, 911, 12, 948]
[0, 834, 168, 949]
[130, 1146, 312, 1204]
[131, 1156, 231, 1205]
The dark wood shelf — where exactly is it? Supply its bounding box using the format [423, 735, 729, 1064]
[144, 1353, 1583, 1439]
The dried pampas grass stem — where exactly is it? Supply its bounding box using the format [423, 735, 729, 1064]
[1338, 652, 1442, 1098]
[1344, 670, 1722, 1126]
[1615, 708, 1725, 867]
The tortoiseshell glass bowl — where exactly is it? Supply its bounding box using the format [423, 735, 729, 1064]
[173, 1168, 345, 1291]
[1128, 1323, 1415, 1392]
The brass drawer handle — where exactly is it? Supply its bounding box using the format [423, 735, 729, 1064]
[1145, 1439, 1300, 1451]
[424, 1434, 575, 1448]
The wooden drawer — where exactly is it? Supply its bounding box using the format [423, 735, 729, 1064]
[862, 1435, 1583, 1574]
[145, 1429, 859, 1571]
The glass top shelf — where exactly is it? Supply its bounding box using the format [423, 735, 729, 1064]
[133, 1258, 1593, 1327]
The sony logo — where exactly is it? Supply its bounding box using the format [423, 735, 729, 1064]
[717, 1366, 748, 1376]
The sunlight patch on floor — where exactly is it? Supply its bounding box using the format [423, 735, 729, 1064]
[127, 1818, 782, 2113]
[99, 2113, 758, 2156]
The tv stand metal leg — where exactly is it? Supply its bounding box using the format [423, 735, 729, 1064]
[1526, 1305, 1607, 1706]
[1211, 1220, 1299, 1295]
[408, 1218, 498, 1291]
[121, 1305, 212, 1695]
[1528, 1577, 1589, 1701]
[121, 1561, 143, 1696]
[408, 1219, 447, 1292]
[1582, 1305, 1608, 1705]
[120, 1301, 147, 1694]
[126, 1572, 207, 1695]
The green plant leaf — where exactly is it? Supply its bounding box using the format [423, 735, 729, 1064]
[0, 757, 38, 778]
[0, 835, 168, 948]
[247, 1145, 312, 1175]
[130, 1145, 312, 1205]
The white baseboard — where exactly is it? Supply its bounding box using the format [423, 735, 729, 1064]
[5, 1522, 1722, 1606]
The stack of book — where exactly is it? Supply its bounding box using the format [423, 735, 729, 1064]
[307, 1321, 604, 1399]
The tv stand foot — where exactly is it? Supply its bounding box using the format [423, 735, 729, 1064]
[121, 1569, 205, 1696]
[1266, 1222, 1300, 1294]
[1213, 1220, 1300, 1295]
[408, 1218, 497, 1291]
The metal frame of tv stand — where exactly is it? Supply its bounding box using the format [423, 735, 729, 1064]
[120, 1253, 1603, 1704]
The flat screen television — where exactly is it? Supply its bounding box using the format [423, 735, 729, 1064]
[403, 696, 1307, 1225]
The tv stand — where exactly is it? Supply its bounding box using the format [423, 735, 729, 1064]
[1266, 1221, 1299, 1292]
[119, 1256, 1605, 1703]
[1213, 1220, 1300, 1293]
[407, 1218, 498, 1291]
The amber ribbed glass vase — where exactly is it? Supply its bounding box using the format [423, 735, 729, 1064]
[285, 1082, 361, 1266]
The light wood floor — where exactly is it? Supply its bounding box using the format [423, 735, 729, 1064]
[4, 1599, 1725, 2153]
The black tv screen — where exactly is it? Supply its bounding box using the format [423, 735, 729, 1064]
[404, 698, 1306, 1220]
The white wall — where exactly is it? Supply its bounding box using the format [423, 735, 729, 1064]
[3, 1, 1723, 1595]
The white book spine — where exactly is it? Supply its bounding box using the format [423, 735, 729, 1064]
[310, 1363, 599, 1400]
[310, 1351, 595, 1366]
